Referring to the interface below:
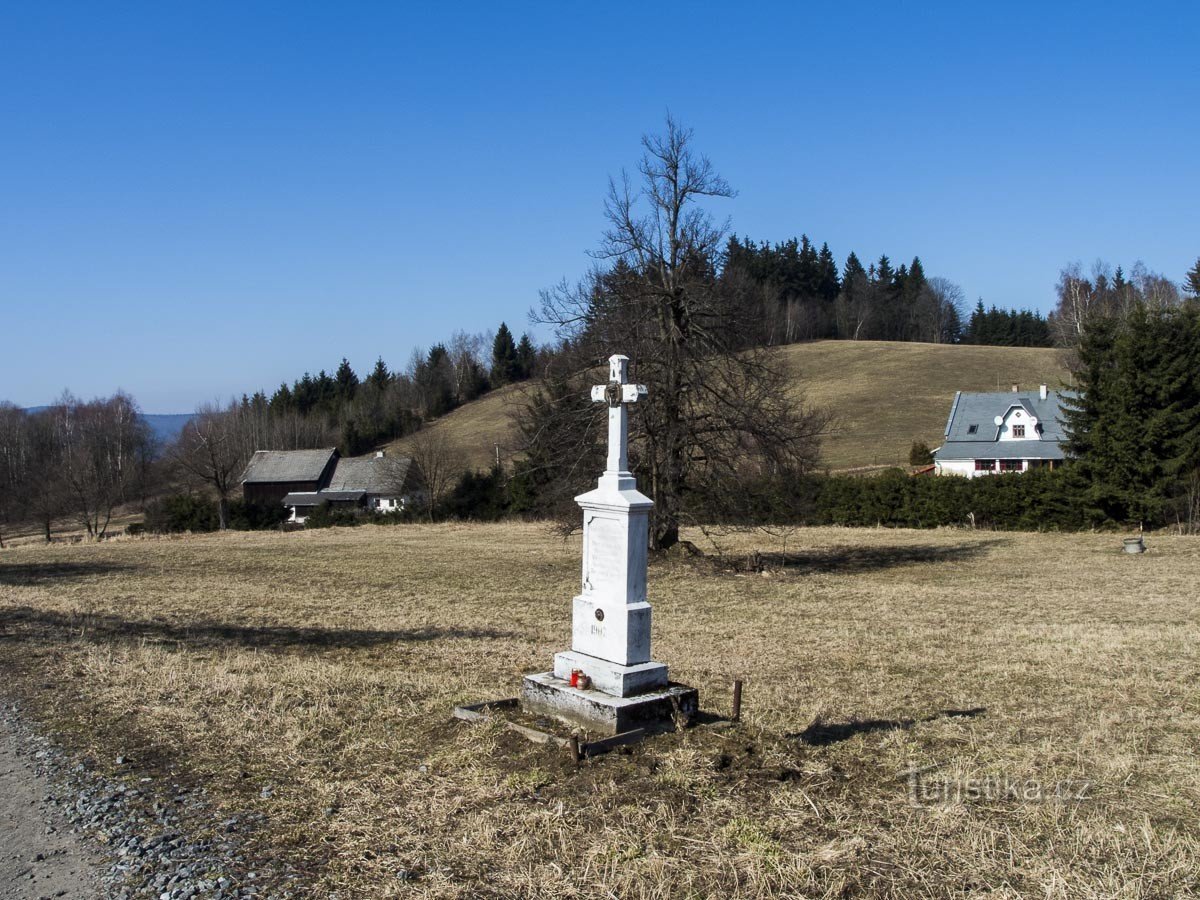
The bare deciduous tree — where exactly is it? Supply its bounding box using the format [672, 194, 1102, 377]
[0, 402, 27, 548]
[52, 391, 153, 538]
[1053, 260, 1182, 346]
[171, 401, 251, 530]
[926, 277, 966, 344]
[528, 116, 828, 549]
[407, 427, 465, 521]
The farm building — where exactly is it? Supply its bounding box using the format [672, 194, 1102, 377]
[240, 449, 418, 523]
[932, 384, 1071, 477]
[240, 448, 340, 506]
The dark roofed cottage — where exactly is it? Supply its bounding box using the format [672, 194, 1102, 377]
[241, 448, 418, 523]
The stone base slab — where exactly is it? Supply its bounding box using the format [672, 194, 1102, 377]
[521, 672, 699, 736]
[553, 650, 668, 697]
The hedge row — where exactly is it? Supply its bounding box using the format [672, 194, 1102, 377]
[697, 467, 1093, 531]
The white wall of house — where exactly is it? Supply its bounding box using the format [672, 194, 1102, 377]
[368, 495, 406, 512]
[935, 459, 977, 478]
[936, 457, 1045, 478]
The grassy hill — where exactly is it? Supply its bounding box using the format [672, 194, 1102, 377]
[388, 341, 1072, 473]
[788, 341, 1071, 470]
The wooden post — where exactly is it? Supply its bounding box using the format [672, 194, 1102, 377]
[569, 734, 581, 765]
[731, 679, 743, 722]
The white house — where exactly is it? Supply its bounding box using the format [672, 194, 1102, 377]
[932, 384, 1070, 477]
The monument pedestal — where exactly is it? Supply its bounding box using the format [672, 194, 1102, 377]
[521, 672, 698, 736]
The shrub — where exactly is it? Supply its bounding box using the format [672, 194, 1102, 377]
[144, 494, 219, 533]
[227, 499, 288, 530]
[909, 441, 934, 466]
[304, 501, 361, 529]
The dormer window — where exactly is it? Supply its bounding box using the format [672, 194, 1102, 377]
[1012, 425, 1026, 438]
[967, 425, 978, 435]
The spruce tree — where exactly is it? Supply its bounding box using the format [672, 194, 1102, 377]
[516, 333, 536, 380]
[1185, 257, 1200, 298]
[367, 357, 391, 391]
[816, 243, 840, 301]
[491, 322, 520, 385]
[1063, 304, 1200, 525]
[842, 252, 866, 284]
[334, 358, 359, 402]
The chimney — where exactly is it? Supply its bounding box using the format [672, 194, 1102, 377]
[375, 450, 386, 459]
[1039, 384, 1048, 401]
[1011, 383, 1019, 393]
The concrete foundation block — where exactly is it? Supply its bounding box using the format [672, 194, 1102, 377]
[520, 672, 699, 736]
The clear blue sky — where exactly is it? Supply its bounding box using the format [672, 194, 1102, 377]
[2, 2, 1196, 412]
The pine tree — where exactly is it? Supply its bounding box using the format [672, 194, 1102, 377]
[816, 243, 840, 301]
[367, 357, 391, 391]
[1185, 257, 1200, 299]
[270, 382, 293, 411]
[491, 322, 520, 385]
[797, 235, 820, 300]
[334, 358, 359, 402]
[1063, 304, 1200, 525]
[965, 300, 987, 344]
[842, 252, 867, 289]
[516, 333, 536, 380]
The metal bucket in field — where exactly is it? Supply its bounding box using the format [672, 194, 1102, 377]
[1122, 536, 1146, 554]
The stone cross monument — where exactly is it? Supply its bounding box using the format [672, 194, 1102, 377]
[521, 354, 698, 735]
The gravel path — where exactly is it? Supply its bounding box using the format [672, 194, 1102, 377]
[0, 706, 275, 900]
[0, 714, 99, 899]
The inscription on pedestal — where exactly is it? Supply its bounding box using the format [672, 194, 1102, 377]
[584, 514, 624, 596]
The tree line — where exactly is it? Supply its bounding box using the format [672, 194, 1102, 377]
[0, 319, 542, 540]
[0, 393, 156, 545]
[238, 321, 541, 459]
[722, 237, 968, 344]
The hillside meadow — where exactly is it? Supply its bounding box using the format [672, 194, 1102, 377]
[1, 523, 1197, 898]
[388, 341, 1072, 472]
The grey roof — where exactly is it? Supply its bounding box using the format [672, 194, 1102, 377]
[940, 389, 1073, 443]
[934, 440, 1066, 461]
[282, 489, 366, 507]
[325, 455, 413, 495]
[282, 492, 323, 507]
[241, 448, 337, 484]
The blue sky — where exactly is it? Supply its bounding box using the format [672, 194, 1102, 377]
[2, 2, 1197, 412]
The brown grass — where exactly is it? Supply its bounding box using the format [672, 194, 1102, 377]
[384, 341, 1070, 473]
[1, 524, 1197, 898]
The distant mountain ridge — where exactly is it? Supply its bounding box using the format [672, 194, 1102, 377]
[23, 409, 193, 446]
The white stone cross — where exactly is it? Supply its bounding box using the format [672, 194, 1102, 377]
[590, 355, 647, 476]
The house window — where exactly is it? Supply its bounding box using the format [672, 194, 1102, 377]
[974, 459, 995, 472]
[1000, 459, 1023, 472]
[1012, 424, 1025, 438]
[967, 424, 978, 435]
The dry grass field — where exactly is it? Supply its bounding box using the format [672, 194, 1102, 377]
[1, 523, 1197, 898]
[387, 341, 1071, 472]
